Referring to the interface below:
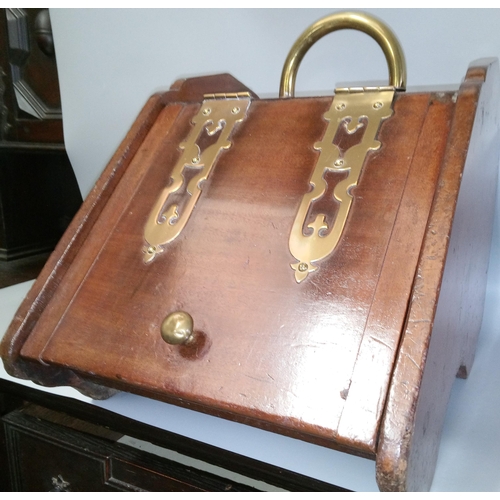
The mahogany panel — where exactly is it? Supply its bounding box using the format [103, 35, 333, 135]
[17, 88, 439, 456]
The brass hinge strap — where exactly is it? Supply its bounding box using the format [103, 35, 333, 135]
[289, 88, 396, 283]
[143, 97, 251, 263]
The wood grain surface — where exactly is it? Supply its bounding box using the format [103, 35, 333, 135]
[2, 62, 498, 491]
[14, 82, 441, 456]
[376, 59, 499, 491]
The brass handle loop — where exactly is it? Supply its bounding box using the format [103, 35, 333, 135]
[279, 11, 407, 98]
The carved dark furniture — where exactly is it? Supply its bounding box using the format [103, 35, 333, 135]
[0, 8, 82, 288]
[0, 379, 345, 492]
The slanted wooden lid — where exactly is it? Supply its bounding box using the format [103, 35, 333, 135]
[0, 68, 485, 466]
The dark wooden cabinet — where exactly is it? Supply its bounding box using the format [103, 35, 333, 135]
[0, 8, 82, 288]
[3, 405, 256, 492]
[0, 380, 346, 492]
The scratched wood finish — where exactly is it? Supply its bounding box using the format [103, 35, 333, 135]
[376, 59, 500, 491]
[13, 89, 433, 456]
[0, 75, 254, 397]
[1, 61, 498, 491]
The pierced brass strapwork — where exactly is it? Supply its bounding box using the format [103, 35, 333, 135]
[282, 11, 404, 282]
[289, 88, 395, 283]
[143, 96, 251, 263]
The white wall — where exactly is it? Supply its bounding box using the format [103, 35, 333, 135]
[50, 8, 500, 197]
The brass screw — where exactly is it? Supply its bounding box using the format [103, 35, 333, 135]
[202, 108, 211, 116]
[334, 159, 345, 167]
[298, 262, 308, 272]
[373, 101, 383, 109]
[336, 102, 346, 111]
[231, 106, 240, 114]
[147, 246, 155, 254]
[192, 157, 199, 164]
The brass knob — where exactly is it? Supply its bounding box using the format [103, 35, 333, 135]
[161, 311, 194, 345]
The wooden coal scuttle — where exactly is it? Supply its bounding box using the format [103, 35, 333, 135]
[2, 12, 499, 491]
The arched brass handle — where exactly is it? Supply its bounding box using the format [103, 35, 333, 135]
[279, 11, 407, 98]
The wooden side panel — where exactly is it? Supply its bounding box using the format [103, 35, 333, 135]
[376, 59, 500, 491]
[336, 93, 455, 454]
